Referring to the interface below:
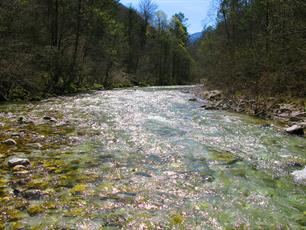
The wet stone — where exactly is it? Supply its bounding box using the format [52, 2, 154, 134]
[18, 116, 34, 124]
[285, 125, 304, 136]
[202, 175, 215, 182]
[22, 189, 42, 200]
[12, 165, 27, 171]
[43, 116, 57, 123]
[2, 139, 17, 146]
[8, 157, 30, 168]
[27, 205, 44, 216]
[292, 167, 306, 186]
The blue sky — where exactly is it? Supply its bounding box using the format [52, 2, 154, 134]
[119, 0, 217, 34]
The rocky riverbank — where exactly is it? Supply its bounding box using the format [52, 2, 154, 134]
[193, 87, 306, 137]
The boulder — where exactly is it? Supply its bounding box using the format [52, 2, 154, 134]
[2, 139, 17, 145]
[292, 167, 306, 186]
[8, 157, 30, 167]
[285, 125, 304, 136]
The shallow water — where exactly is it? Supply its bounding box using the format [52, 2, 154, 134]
[0, 86, 305, 229]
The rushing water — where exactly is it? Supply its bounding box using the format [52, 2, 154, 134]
[0, 86, 305, 229]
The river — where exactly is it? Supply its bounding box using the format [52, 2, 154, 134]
[0, 86, 305, 229]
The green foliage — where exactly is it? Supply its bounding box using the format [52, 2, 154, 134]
[193, 0, 306, 97]
[0, 0, 196, 101]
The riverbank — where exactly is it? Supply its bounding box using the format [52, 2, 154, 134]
[194, 86, 306, 136]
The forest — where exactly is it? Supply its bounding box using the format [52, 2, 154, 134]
[0, 0, 305, 101]
[0, 0, 194, 101]
[193, 0, 306, 97]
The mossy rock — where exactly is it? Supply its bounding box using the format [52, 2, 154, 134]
[42, 201, 57, 210]
[27, 205, 44, 216]
[0, 178, 8, 189]
[211, 151, 241, 165]
[170, 213, 184, 225]
[26, 179, 49, 190]
[9, 221, 25, 230]
[64, 207, 86, 217]
[98, 182, 114, 193]
[70, 184, 87, 194]
[6, 209, 25, 221]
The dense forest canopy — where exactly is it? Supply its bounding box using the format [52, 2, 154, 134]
[193, 0, 306, 97]
[0, 0, 195, 101]
[0, 0, 305, 101]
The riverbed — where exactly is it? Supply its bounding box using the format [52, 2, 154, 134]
[0, 86, 305, 229]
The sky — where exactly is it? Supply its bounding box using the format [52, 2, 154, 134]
[119, 0, 217, 34]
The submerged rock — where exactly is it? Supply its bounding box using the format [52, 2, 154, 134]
[2, 139, 17, 145]
[22, 189, 42, 200]
[285, 125, 304, 136]
[8, 157, 30, 167]
[27, 205, 44, 216]
[292, 167, 306, 186]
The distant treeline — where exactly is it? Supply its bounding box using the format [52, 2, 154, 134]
[0, 0, 195, 101]
[193, 0, 306, 97]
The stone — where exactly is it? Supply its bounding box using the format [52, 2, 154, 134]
[201, 104, 218, 110]
[203, 90, 222, 100]
[26, 143, 43, 149]
[18, 116, 34, 124]
[285, 125, 304, 136]
[27, 205, 44, 216]
[8, 157, 30, 167]
[189, 98, 197, 102]
[292, 167, 306, 186]
[2, 139, 17, 145]
[299, 122, 306, 129]
[12, 165, 27, 171]
[22, 189, 42, 200]
[43, 116, 57, 123]
[291, 112, 306, 118]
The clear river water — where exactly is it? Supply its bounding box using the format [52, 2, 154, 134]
[0, 86, 305, 229]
